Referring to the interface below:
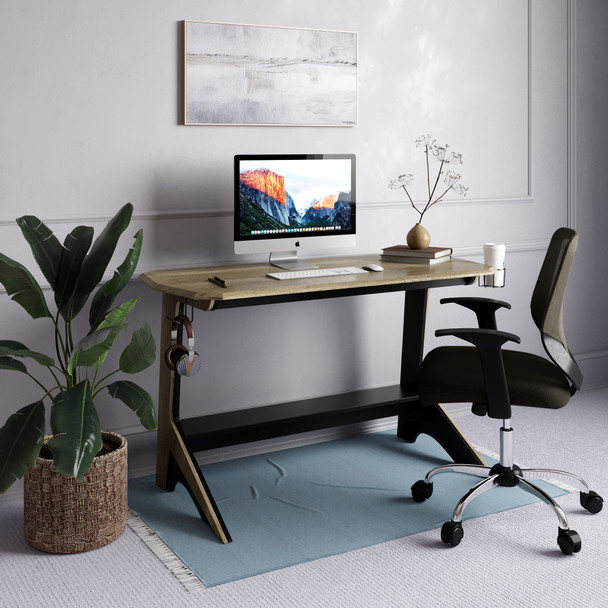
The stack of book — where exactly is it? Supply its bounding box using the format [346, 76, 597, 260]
[380, 245, 452, 265]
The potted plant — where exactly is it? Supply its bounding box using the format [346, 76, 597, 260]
[0, 203, 157, 552]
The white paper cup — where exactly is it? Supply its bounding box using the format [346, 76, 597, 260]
[483, 243, 506, 269]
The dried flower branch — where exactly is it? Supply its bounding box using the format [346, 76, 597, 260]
[389, 135, 468, 223]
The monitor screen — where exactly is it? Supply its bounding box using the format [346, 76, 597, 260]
[234, 154, 356, 268]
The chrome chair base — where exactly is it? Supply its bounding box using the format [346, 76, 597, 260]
[410, 422, 603, 554]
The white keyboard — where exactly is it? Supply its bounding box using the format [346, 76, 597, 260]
[266, 266, 369, 280]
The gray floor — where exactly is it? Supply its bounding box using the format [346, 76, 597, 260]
[1, 387, 606, 608]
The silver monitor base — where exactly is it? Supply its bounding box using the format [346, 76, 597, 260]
[269, 251, 319, 270]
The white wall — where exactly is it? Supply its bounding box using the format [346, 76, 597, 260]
[1, 1, 606, 456]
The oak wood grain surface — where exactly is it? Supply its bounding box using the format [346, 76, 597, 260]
[140, 256, 494, 305]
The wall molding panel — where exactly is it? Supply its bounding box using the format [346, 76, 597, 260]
[1, 0, 606, 466]
[567, 0, 577, 229]
[0, 195, 536, 230]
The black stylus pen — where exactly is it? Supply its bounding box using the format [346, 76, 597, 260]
[208, 276, 227, 288]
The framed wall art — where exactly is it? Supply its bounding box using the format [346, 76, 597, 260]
[183, 20, 358, 126]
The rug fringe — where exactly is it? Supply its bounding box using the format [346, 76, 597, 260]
[127, 509, 205, 593]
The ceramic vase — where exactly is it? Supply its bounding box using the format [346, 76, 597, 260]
[406, 223, 431, 249]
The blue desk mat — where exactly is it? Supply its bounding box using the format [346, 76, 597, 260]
[129, 430, 567, 587]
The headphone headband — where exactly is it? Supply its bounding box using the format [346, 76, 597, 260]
[165, 313, 201, 377]
[171, 315, 195, 340]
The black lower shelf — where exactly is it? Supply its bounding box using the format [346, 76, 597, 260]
[179, 384, 417, 453]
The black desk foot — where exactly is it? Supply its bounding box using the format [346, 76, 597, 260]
[397, 403, 484, 465]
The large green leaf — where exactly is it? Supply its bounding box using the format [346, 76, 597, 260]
[89, 229, 143, 330]
[70, 203, 134, 318]
[47, 380, 102, 480]
[16, 215, 62, 291]
[66, 325, 120, 376]
[0, 357, 27, 374]
[89, 298, 138, 367]
[95, 298, 138, 332]
[54, 225, 94, 320]
[119, 323, 156, 374]
[107, 380, 157, 430]
[0, 253, 51, 319]
[0, 401, 45, 493]
[0, 339, 54, 367]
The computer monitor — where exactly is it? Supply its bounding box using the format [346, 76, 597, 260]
[234, 154, 356, 269]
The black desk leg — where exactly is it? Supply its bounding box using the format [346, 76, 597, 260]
[397, 289, 484, 465]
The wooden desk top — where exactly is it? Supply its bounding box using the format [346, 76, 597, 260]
[140, 255, 495, 310]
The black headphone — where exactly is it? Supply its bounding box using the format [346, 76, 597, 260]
[164, 315, 202, 377]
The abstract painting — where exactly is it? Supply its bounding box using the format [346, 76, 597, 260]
[183, 20, 357, 126]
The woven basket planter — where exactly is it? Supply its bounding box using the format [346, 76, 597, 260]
[24, 431, 128, 554]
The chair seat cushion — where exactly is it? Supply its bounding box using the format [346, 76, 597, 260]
[418, 346, 572, 410]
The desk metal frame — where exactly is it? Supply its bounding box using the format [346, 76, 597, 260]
[141, 257, 492, 543]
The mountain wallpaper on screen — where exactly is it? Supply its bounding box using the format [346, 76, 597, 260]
[239, 168, 352, 235]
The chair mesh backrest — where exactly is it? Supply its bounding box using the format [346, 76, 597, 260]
[530, 227, 582, 390]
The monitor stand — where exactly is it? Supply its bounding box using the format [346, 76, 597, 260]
[269, 251, 319, 270]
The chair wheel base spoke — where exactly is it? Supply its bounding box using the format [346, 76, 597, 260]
[557, 528, 581, 555]
[580, 491, 603, 514]
[441, 521, 464, 546]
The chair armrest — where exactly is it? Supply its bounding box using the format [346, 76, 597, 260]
[435, 327, 521, 419]
[440, 297, 512, 330]
[435, 327, 520, 348]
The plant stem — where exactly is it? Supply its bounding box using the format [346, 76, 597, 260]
[53, 313, 68, 375]
[421, 159, 445, 219]
[64, 316, 78, 387]
[427, 159, 445, 204]
[47, 366, 65, 391]
[91, 365, 100, 394]
[26, 372, 55, 396]
[425, 145, 431, 199]
[402, 186, 422, 219]
[91, 369, 120, 398]
[67, 315, 74, 353]
[426, 186, 454, 210]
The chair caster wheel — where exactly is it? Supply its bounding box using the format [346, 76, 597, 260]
[411, 480, 433, 503]
[557, 528, 581, 555]
[441, 521, 464, 546]
[580, 490, 603, 514]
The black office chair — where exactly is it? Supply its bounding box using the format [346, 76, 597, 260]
[410, 227, 603, 554]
